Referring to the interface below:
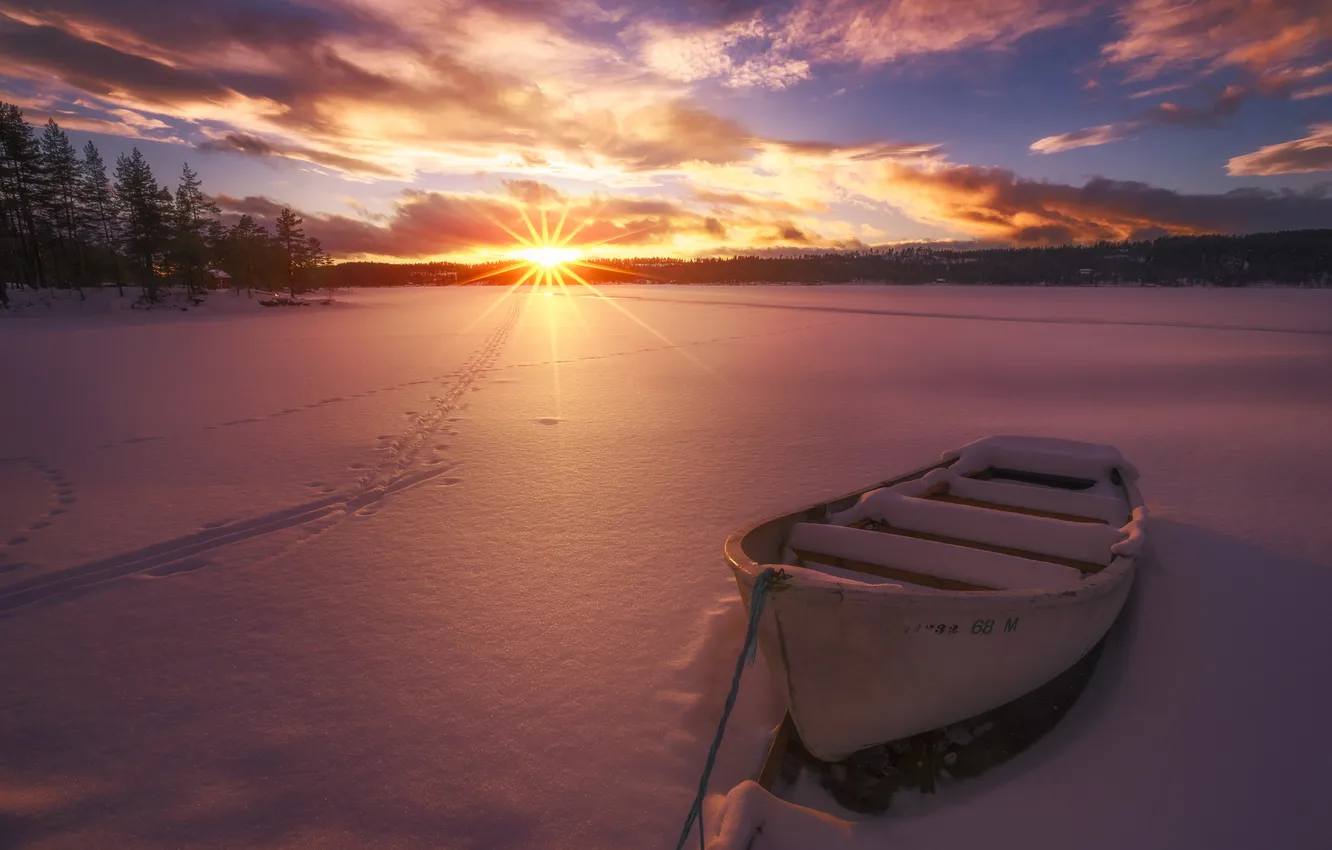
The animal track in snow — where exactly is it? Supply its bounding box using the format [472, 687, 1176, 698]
[0, 457, 73, 560]
[0, 299, 521, 614]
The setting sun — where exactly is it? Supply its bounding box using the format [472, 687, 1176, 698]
[512, 246, 583, 268]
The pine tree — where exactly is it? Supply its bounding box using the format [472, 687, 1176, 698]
[294, 234, 331, 293]
[36, 119, 84, 289]
[79, 141, 123, 294]
[168, 162, 219, 292]
[274, 207, 305, 295]
[114, 148, 171, 299]
[220, 214, 278, 291]
[0, 102, 45, 293]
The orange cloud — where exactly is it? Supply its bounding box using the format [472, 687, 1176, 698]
[211, 182, 868, 261]
[871, 162, 1332, 243]
[1227, 123, 1332, 175]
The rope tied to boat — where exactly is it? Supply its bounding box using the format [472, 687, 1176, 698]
[675, 567, 785, 850]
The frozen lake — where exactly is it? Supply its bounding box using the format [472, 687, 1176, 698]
[2, 285, 1330, 849]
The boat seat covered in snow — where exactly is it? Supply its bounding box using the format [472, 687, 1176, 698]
[772, 436, 1146, 593]
[787, 522, 1086, 591]
[832, 489, 1124, 567]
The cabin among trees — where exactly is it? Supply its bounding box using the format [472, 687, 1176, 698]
[0, 102, 328, 307]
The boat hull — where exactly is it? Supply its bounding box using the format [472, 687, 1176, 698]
[726, 461, 1142, 763]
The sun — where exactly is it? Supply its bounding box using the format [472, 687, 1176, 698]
[511, 245, 583, 268]
[455, 201, 663, 298]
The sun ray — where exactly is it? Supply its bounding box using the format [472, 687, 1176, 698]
[454, 260, 530, 286]
[567, 259, 663, 282]
[540, 207, 550, 245]
[465, 198, 534, 249]
[575, 222, 664, 250]
[548, 283, 562, 422]
[562, 268, 714, 374]
[557, 203, 607, 247]
[518, 207, 543, 246]
[551, 203, 571, 247]
[460, 265, 541, 334]
[554, 275, 589, 329]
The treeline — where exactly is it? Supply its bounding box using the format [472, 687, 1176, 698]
[518, 230, 1330, 287]
[0, 102, 328, 307]
[310, 230, 1332, 290]
[317, 261, 460, 288]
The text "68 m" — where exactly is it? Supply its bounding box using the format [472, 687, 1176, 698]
[972, 617, 1021, 634]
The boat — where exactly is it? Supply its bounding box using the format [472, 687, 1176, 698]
[725, 435, 1148, 763]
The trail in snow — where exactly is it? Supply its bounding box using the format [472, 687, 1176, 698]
[0, 298, 520, 614]
[598, 291, 1332, 336]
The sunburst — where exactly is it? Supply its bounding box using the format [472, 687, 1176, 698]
[457, 201, 711, 375]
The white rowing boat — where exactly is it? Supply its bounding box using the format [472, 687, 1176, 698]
[726, 435, 1148, 763]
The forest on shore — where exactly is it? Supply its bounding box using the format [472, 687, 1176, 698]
[326, 229, 1332, 289]
[0, 103, 327, 307]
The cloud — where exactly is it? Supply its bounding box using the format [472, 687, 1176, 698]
[1104, 0, 1332, 82]
[781, 0, 1097, 67]
[211, 181, 851, 260]
[1031, 85, 1246, 153]
[1293, 83, 1332, 99]
[871, 162, 1332, 243]
[0, 1, 771, 180]
[197, 132, 397, 177]
[1227, 124, 1332, 175]
[632, 15, 811, 90]
[1031, 123, 1140, 154]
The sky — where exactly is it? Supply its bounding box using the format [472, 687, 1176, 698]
[1, 0, 1331, 262]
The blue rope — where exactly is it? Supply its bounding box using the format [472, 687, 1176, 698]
[675, 567, 784, 850]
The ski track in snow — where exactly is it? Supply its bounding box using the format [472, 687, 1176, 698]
[599, 292, 1332, 337]
[0, 300, 520, 615]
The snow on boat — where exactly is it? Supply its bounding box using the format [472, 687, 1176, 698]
[726, 435, 1148, 763]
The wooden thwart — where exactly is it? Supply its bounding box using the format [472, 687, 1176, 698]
[852, 523, 1105, 575]
[923, 491, 1107, 524]
[792, 547, 996, 591]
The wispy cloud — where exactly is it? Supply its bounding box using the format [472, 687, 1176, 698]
[1292, 83, 1332, 99]
[781, 0, 1097, 67]
[1104, 0, 1331, 83]
[1227, 123, 1332, 175]
[1031, 85, 1246, 153]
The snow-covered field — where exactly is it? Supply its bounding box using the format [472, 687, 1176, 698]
[2, 285, 1330, 849]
